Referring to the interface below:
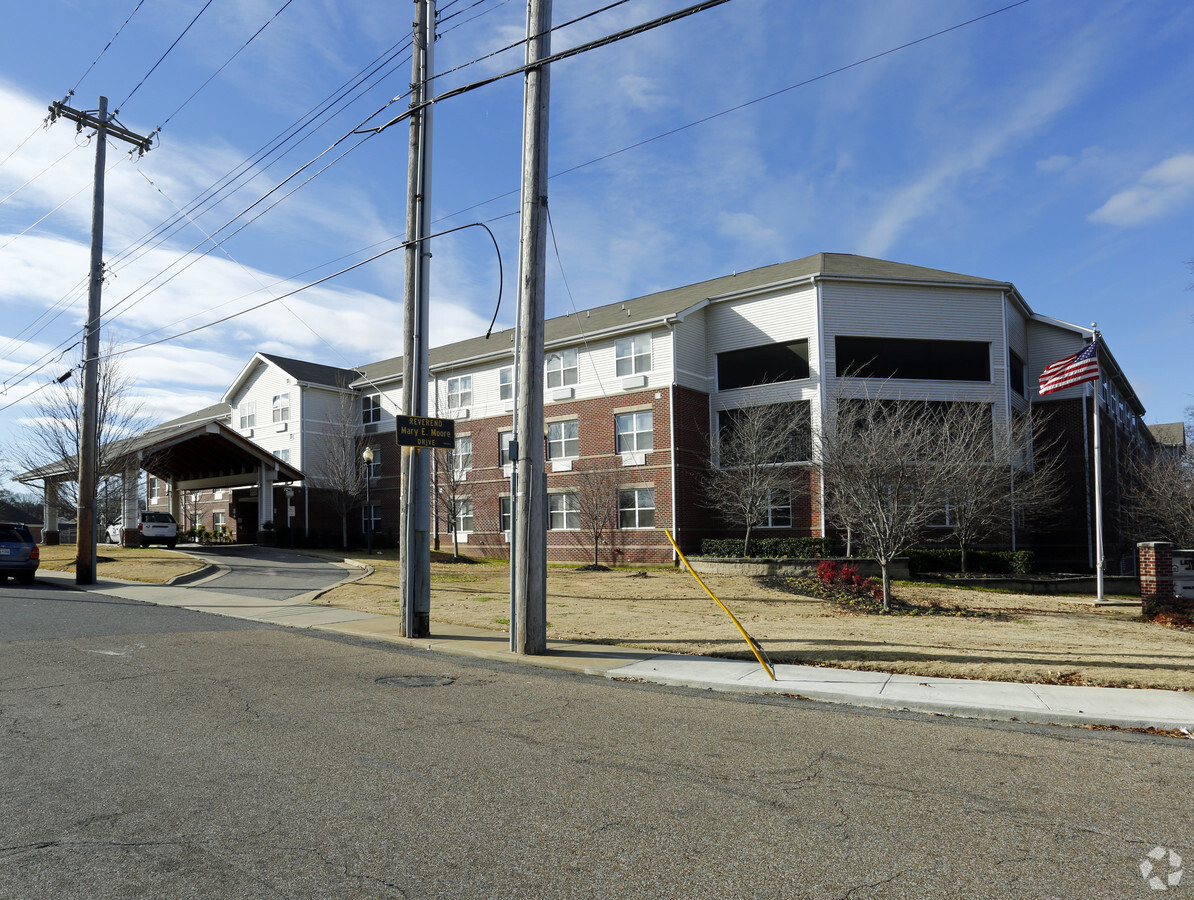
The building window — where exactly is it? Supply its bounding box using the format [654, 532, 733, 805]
[615, 411, 653, 453]
[454, 498, 474, 533]
[717, 340, 809, 391]
[545, 347, 578, 389]
[761, 490, 791, 528]
[272, 392, 290, 422]
[500, 497, 512, 533]
[213, 511, 226, 530]
[273, 449, 290, 463]
[363, 504, 381, 533]
[547, 420, 579, 460]
[362, 394, 381, 426]
[500, 366, 514, 401]
[549, 492, 580, 530]
[453, 435, 472, 473]
[616, 334, 651, 376]
[447, 376, 472, 409]
[190, 512, 203, 531]
[365, 447, 381, 478]
[835, 336, 990, 382]
[149, 479, 160, 500]
[239, 401, 256, 429]
[499, 431, 514, 465]
[618, 488, 655, 529]
[1008, 351, 1026, 398]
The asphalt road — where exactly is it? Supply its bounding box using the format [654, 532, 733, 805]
[2, 580, 1191, 899]
[179, 544, 352, 600]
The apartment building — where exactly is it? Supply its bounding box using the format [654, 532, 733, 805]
[139, 253, 1168, 569]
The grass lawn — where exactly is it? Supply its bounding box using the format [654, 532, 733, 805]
[309, 551, 1193, 691]
[36, 544, 204, 583]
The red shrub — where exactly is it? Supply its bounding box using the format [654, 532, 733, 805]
[816, 559, 841, 585]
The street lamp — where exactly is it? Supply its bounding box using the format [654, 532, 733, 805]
[362, 446, 374, 553]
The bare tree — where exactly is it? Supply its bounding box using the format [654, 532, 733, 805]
[704, 401, 811, 556]
[573, 465, 620, 568]
[433, 436, 472, 559]
[7, 346, 146, 526]
[819, 396, 962, 609]
[1127, 448, 1194, 548]
[933, 403, 1064, 572]
[307, 388, 367, 549]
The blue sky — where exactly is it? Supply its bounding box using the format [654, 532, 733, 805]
[1, 0, 1191, 488]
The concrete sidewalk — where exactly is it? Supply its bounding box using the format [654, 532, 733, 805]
[35, 569, 1194, 733]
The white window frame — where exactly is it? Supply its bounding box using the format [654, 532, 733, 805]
[545, 348, 578, 389]
[362, 394, 381, 426]
[149, 478, 160, 500]
[362, 504, 381, 533]
[548, 492, 580, 530]
[239, 401, 256, 429]
[615, 411, 653, 453]
[272, 392, 290, 423]
[213, 511, 226, 530]
[453, 435, 472, 473]
[499, 431, 514, 465]
[760, 489, 792, 528]
[500, 496, 512, 534]
[499, 366, 514, 401]
[447, 376, 472, 410]
[273, 449, 290, 464]
[454, 497, 474, 534]
[618, 488, 656, 530]
[365, 447, 381, 479]
[615, 334, 651, 376]
[547, 420, 579, 460]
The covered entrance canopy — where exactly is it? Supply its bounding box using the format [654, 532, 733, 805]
[17, 404, 304, 542]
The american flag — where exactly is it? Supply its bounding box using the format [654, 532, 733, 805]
[1038, 337, 1100, 395]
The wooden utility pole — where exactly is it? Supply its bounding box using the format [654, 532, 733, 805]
[400, 0, 435, 637]
[512, 0, 552, 655]
[47, 96, 151, 585]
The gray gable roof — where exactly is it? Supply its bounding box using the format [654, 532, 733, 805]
[258, 353, 361, 387]
[353, 253, 1011, 386]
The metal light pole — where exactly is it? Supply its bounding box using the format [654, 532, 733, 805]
[363, 446, 374, 554]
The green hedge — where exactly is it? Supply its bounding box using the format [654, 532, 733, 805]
[905, 548, 1035, 575]
[699, 537, 830, 559]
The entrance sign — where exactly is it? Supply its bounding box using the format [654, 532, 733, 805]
[395, 414, 455, 449]
[1175, 550, 1194, 599]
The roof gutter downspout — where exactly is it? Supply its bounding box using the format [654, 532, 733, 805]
[668, 323, 679, 564]
[814, 275, 826, 541]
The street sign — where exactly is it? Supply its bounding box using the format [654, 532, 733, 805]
[394, 414, 455, 449]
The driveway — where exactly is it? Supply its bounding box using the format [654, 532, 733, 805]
[179, 544, 355, 602]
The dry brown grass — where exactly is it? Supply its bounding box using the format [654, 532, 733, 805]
[310, 551, 1194, 691]
[37, 544, 203, 583]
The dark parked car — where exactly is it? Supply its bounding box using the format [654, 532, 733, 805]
[0, 523, 39, 584]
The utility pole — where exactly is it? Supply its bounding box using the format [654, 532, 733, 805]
[512, 0, 552, 655]
[400, 0, 435, 638]
[47, 96, 151, 585]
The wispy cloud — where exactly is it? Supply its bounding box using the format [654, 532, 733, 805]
[1088, 153, 1194, 227]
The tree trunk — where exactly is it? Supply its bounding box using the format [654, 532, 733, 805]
[960, 543, 969, 574]
[452, 529, 459, 560]
[341, 514, 348, 550]
[742, 524, 753, 557]
[881, 564, 891, 611]
[592, 529, 599, 567]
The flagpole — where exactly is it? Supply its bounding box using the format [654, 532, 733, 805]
[1091, 327, 1106, 602]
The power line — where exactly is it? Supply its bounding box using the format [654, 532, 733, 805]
[66, 0, 149, 100]
[151, 0, 298, 134]
[434, 0, 1036, 225]
[116, 0, 217, 112]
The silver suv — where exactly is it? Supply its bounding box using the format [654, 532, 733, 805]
[138, 511, 178, 548]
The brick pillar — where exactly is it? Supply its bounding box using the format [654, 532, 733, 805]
[1138, 542, 1174, 597]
